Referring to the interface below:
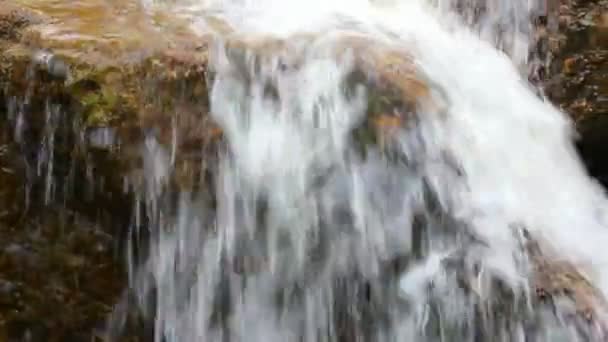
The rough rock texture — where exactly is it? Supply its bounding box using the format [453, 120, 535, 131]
[544, 0, 608, 188]
[0, 0, 431, 172]
[529, 0, 608, 334]
[0, 0, 607, 340]
[0, 0, 209, 128]
[0, 3, 432, 340]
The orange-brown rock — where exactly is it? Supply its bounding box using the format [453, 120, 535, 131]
[526, 233, 608, 334]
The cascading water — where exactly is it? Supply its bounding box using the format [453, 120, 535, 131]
[115, 0, 608, 341]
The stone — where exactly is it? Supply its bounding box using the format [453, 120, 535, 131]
[0, 0, 606, 340]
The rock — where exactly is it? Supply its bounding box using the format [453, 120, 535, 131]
[0, 0, 209, 130]
[5, 319, 49, 342]
[0, 278, 18, 295]
[217, 29, 436, 158]
[525, 234, 608, 339]
[545, 0, 608, 190]
[0, 0, 437, 164]
[599, 10, 608, 28]
[527, 235, 608, 321]
[31, 50, 69, 80]
[1, 0, 606, 340]
[563, 56, 578, 73]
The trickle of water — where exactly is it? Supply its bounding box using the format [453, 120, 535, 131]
[117, 0, 608, 341]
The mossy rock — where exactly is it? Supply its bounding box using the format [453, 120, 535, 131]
[0, 0, 210, 133]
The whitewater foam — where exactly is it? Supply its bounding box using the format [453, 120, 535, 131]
[121, 0, 608, 340]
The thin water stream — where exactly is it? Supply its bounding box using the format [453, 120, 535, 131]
[110, 0, 608, 341]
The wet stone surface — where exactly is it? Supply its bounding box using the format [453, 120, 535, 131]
[543, 0, 608, 186]
[0, 0, 606, 340]
[546, 0, 608, 120]
[0, 103, 128, 340]
[0, 2, 216, 340]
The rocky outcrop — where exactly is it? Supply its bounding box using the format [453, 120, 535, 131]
[1, 0, 607, 340]
[0, 2, 432, 339]
[542, 0, 608, 189]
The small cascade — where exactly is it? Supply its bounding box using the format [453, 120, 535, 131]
[102, 0, 608, 341]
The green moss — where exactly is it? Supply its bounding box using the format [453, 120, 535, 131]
[85, 106, 113, 126]
[79, 92, 101, 107]
[102, 87, 118, 108]
[78, 88, 125, 127]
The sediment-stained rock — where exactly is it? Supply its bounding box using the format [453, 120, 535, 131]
[0, 0, 432, 173]
[1, 0, 607, 340]
[544, 0, 608, 190]
[526, 233, 608, 338]
[0, 0, 209, 129]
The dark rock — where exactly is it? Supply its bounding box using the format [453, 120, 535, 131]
[6, 319, 49, 342]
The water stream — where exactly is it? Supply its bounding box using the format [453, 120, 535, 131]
[105, 0, 608, 341]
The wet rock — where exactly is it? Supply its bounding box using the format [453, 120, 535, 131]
[0, 0, 437, 190]
[0, 278, 18, 294]
[31, 50, 70, 80]
[0, 0, 210, 132]
[5, 319, 49, 342]
[3, 243, 40, 268]
[86, 127, 118, 150]
[526, 234, 608, 337]
[545, 0, 608, 188]
[0, 2, 39, 41]
[219, 31, 434, 158]
[0, 0, 606, 340]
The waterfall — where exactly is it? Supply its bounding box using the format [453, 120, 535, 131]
[115, 0, 608, 340]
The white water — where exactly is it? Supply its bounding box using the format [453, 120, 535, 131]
[119, 0, 608, 341]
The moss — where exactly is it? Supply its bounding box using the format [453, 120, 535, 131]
[0, 43, 210, 129]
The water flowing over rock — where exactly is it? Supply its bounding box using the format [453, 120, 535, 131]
[1, 0, 608, 341]
[121, 1, 608, 341]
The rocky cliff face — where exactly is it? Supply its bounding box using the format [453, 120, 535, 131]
[0, 0, 607, 340]
[544, 0, 608, 187]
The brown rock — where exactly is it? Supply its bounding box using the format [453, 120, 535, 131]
[526, 233, 608, 333]
[563, 56, 578, 73]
